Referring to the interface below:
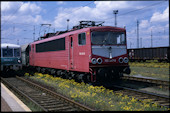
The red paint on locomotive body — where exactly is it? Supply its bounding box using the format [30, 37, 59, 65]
[29, 27, 92, 73]
[29, 26, 129, 79]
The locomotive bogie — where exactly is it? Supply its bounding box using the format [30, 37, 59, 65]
[1, 64, 22, 71]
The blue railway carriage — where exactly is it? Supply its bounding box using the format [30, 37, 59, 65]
[1, 43, 22, 71]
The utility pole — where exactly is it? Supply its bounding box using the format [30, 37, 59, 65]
[54, 28, 55, 33]
[168, 0, 170, 47]
[140, 37, 142, 48]
[33, 25, 35, 41]
[113, 10, 118, 27]
[17, 39, 19, 45]
[151, 29, 153, 47]
[13, 23, 15, 32]
[130, 42, 132, 48]
[137, 20, 139, 48]
[67, 19, 69, 31]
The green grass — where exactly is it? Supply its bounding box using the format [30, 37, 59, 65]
[129, 62, 169, 80]
[129, 61, 169, 68]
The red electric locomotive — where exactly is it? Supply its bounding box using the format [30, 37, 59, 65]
[28, 21, 130, 83]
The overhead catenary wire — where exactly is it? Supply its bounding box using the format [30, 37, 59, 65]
[103, 0, 168, 21]
[1, 2, 24, 27]
[2, 1, 168, 45]
[54, 1, 94, 21]
[1, 1, 94, 29]
[1, 1, 167, 28]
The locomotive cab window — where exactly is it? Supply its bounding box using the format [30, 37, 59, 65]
[78, 33, 86, 45]
[71, 37, 73, 48]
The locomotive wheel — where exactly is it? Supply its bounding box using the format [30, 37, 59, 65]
[41, 68, 46, 74]
[36, 67, 41, 72]
[50, 69, 56, 76]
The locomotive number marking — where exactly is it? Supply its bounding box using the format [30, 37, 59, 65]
[79, 52, 85, 55]
[105, 59, 116, 62]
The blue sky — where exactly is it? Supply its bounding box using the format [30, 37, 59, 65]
[1, 1, 169, 49]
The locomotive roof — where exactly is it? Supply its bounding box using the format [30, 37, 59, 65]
[31, 26, 126, 45]
[89, 26, 125, 31]
[1, 43, 20, 48]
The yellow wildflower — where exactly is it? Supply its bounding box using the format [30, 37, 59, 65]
[110, 105, 114, 107]
[131, 97, 137, 102]
[122, 106, 131, 111]
[24, 73, 29, 76]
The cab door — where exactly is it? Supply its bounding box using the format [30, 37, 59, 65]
[74, 32, 90, 72]
[69, 35, 74, 69]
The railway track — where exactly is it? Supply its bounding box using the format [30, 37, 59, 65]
[122, 75, 169, 87]
[1, 76, 94, 111]
[111, 85, 169, 108]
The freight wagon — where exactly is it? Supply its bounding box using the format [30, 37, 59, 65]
[128, 46, 170, 62]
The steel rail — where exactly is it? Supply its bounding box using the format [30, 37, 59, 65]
[1, 77, 47, 111]
[1, 76, 94, 111]
[122, 75, 169, 86]
[113, 85, 170, 108]
[16, 76, 94, 111]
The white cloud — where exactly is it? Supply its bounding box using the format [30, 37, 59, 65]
[53, 6, 93, 29]
[1, 2, 47, 25]
[53, 1, 133, 29]
[57, 1, 65, 5]
[1, 2, 22, 12]
[1, 2, 12, 11]
[150, 6, 169, 22]
[139, 20, 149, 28]
[1, 1, 51, 45]
[18, 2, 41, 15]
[94, 1, 130, 11]
[165, 23, 169, 28]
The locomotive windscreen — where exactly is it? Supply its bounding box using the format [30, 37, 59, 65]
[2, 48, 13, 57]
[36, 38, 65, 52]
[91, 31, 126, 45]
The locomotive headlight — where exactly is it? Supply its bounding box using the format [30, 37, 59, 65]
[118, 57, 123, 63]
[97, 58, 102, 64]
[91, 58, 97, 64]
[123, 57, 129, 63]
